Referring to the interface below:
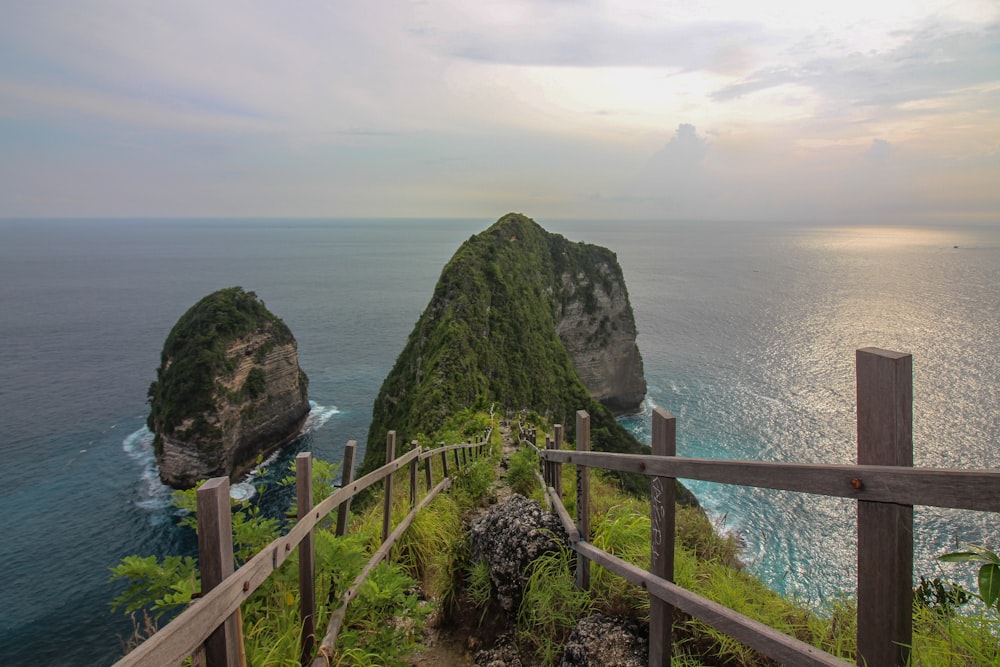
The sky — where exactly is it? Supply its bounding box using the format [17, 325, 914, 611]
[1, 0, 998, 222]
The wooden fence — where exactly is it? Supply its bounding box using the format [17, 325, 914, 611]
[113, 427, 492, 667]
[532, 348, 1000, 667]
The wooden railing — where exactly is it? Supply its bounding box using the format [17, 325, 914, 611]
[113, 427, 492, 667]
[534, 348, 1000, 667]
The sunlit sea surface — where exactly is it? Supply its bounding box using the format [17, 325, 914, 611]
[0, 218, 997, 665]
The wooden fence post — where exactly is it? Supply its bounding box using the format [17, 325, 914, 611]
[196, 477, 244, 667]
[856, 348, 913, 667]
[650, 409, 677, 667]
[336, 441, 356, 537]
[575, 410, 591, 590]
[441, 448, 449, 479]
[424, 444, 433, 492]
[410, 449, 419, 508]
[383, 431, 396, 544]
[296, 452, 316, 666]
[545, 436, 554, 487]
[553, 424, 564, 499]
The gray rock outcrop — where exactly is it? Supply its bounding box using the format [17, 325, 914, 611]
[469, 494, 570, 612]
[474, 633, 523, 667]
[558, 614, 648, 667]
[555, 261, 646, 414]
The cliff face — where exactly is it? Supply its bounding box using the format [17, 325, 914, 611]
[554, 253, 646, 413]
[362, 213, 648, 487]
[148, 287, 310, 489]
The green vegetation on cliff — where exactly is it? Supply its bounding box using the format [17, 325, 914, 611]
[361, 213, 648, 488]
[146, 286, 297, 451]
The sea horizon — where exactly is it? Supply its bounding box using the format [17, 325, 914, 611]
[1, 216, 997, 665]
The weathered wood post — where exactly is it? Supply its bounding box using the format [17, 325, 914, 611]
[453, 448, 460, 471]
[650, 408, 677, 667]
[196, 477, 244, 667]
[553, 424, 564, 499]
[575, 410, 591, 590]
[545, 436, 554, 488]
[336, 441, 356, 537]
[383, 431, 396, 544]
[424, 444, 433, 492]
[410, 445, 419, 509]
[296, 452, 316, 666]
[856, 348, 913, 667]
[440, 446, 450, 479]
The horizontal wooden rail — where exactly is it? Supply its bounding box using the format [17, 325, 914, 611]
[540, 450, 1000, 512]
[312, 476, 453, 666]
[574, 542, 852, 667]
[546, 484, 579, 542]
[537, 469, 849, 666]
[112, 446, 423, 667]
[418, 440, 488, 460]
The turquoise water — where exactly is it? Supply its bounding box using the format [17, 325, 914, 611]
[0, 218, 997, 664]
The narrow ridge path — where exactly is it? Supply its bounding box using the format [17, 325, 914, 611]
[408, 412, 519, 666]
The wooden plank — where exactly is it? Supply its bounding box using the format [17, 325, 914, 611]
[547, 484, 580, 542]
[196, 477, 243, 667]
[315, 446, 421, 521]
[410, 457, 418, 508]
[538, 450, 1000, 512]
[534, 470, 551, 510]
[553, 424, 564, 499]
[296, 453, 316, 666]
[650, 408, 676, 667]
[418, 442, 483, 459]
[114, 448, 422, 667]
[424, 452, 433, 491]
[336, 442, 356, 538]
[314, 477, 453, 662]
[545, 437, 554, 488]
[383, 431, 396, 544]
[856, 348, 913, 667]
[575, 542, 852, 667]
[575, 410, 591, 591]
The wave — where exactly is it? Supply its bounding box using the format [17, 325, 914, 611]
[302, 400, 340, 433]
[122, 426, 174, 517]
[125, 400, 341, 510]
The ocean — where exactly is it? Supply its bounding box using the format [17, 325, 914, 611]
[0, 217, 997, 665]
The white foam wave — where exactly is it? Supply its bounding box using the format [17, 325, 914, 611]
[123, 426, 174, 513]
[125, 401, 340, 510]
[301, 400, 340, 433]
[230, 482, 256, 502]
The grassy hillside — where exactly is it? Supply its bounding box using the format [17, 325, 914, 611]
[361, 213, 650, 490]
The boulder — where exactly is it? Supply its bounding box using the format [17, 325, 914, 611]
[147, 287, 310, 489]
[470, 494, 570, 612]
[558, 614, 648, 667]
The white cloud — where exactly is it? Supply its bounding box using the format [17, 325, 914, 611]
[0, 0, 997, 219]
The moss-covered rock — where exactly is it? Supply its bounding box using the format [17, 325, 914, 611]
[362, 213, 650, 492]
[147, 287, 309, 489]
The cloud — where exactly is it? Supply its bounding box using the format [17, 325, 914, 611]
[618, 124, 713, 213]
[865, 139, 893, 164]
[712, 21, 1000, 112]
[436, 18, 767, 73]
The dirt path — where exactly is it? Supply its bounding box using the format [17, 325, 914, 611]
[407, 415, 519, 666]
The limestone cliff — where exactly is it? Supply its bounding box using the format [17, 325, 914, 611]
[554, 248, 646, 414]
[361, 213, 648, 489]
[147, 287, 310, 489]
